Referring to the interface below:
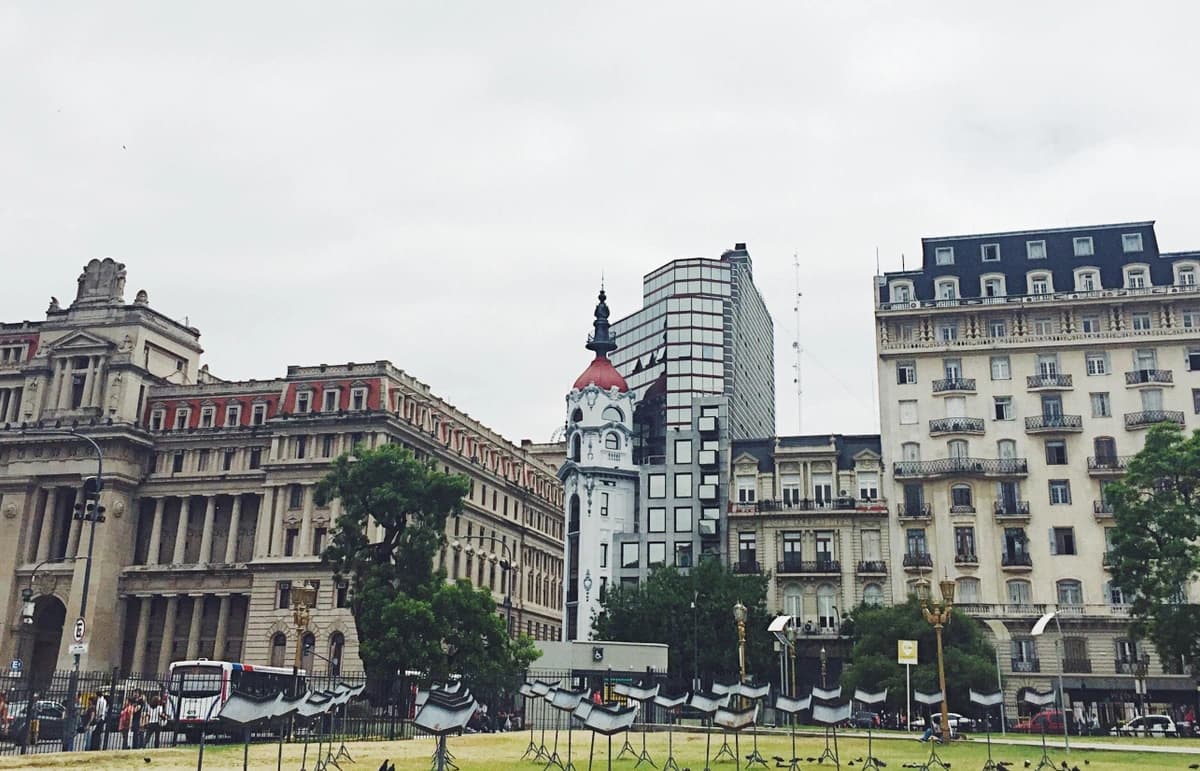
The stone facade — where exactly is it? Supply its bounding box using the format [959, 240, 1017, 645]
[0, 261, 564, 680]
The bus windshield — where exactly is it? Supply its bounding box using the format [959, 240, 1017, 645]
[170, 664, 224, 697]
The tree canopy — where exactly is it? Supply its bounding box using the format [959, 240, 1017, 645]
[839, 598, 997, 715]
[1105, 422, 1200, 671]
[592, 560, 775, 683]
[316, 443, 539, 693]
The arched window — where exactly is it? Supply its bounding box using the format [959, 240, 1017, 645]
[1027, 271, 1053, 295]
[571, 407, 583, 423]
[601, 406, 623, 422]
[862, 583, 883, 607]
[997, 439, 1016, 459]
[889, 281, 914, 304]
[568, 495, 580, 532]
[1056, 579, 1083, 607]
[270, 633, 287, 667]
[1105, 581, 1128, 606]
[783, 584, 802, 619]
[328, 632, 345, 676]
[301, 632, 316, 673]
[570, 433, 581, 462]
[980, 273, 1006, 299]
[817, 584, 837, 630]
[935, 278, 959, 301]
[950, 483, 973, 511]
[1006, 579, 1032, 606]
[901, 442, 921, 462]
[604, 432, 620, 450]
[1123, 263, 1151, 289]
[1074, 267, 1101, 292]
[957, 577, 981, 604]
[947, 439, 968, 459]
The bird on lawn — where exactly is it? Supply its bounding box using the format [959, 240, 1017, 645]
[1189, 764, 1200, 770]
[143, 759, 151, 765]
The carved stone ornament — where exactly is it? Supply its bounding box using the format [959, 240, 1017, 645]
[284, 514, 301, 525]
[585, 389, 599, 409]
[112, 500, 126, 519]
[2, 502, 16, 519]
[33, 573, 57, 595]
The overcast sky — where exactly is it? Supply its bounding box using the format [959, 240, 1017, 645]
[4, 3, 1200, 444]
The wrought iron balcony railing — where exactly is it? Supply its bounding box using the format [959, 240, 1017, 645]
[1125, 369, 1173, 386]
[896, 502, 932, 519]
[1026, 373, 1073, 389]
[893, 457, 1028, 478]
[1087, 456, 1130, 473]
[1001, 551, 1033, 568]
[932, 377, 977, 394]
[1025, 414, 1083, 431]
[902, 552, 933, 568]
[994, 500, 1031, 518]
[929, 417, 986, 435]
[1124, 410, 1185, 429]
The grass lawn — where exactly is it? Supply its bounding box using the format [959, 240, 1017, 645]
[0, 728, 1194, 770]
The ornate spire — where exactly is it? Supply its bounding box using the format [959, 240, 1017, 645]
[585, 289, 617, 357]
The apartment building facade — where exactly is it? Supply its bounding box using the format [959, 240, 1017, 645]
[875, 221, 1200, 718]
[1, 260, 564, 682]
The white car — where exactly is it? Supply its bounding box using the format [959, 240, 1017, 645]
[910, 712, 976, 732]
[1110, 714, 1178, 737]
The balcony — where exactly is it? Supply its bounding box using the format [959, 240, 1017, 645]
[893, 457, 1028, 478]
[994, 500, 1031, 520]
[697, 449, 719, 467]
[755, 497, 884, 513]
[1093, 500, 1114, 519]
[1125, 369, 1174, 387]
[1063, 658, 1093, 674]
[1102, 551, 1114, 568]
[777, 558, 841, 575]
[902, 552, 933, 570]
[955, 552, 979, 566]
[929, 417, 986, 436]
[1087, 456, 1130, 475]
[1024, 414, 1083, 433]
[857, 560, 887, 575]
[1011, 658, 1041, 673]
[1001, 551, 1033, 571]
[959, 603, 1131, 620]
[1026, 373, 1073, 391]
[896, 502, 932, 521]
[733, 560, 761, 575]
[1125, 410, 1185, 429]
[931, 377, 976, 395]
[949, 504, 976, 515]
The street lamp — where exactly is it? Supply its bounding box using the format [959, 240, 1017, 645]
[1134, 652, 1151, 735]
[819, 645, 827, 689]
[916, 575, 955, 741]
[20, 587, 35, 626]
[786, 624, 798, 698]
[733, 601, 748, 686]
[1032, 610, 1071, 752]
[291, 581, 318, 695]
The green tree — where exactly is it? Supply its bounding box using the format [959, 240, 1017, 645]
[316, 444, 539, 692]
[592, 560, 775, 683]
[839, 598, 997, 715]
[1105, 422, 1200, 671]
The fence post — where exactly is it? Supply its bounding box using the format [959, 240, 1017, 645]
[19, 664, 36, 755]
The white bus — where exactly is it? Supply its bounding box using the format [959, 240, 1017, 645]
[167, 660, 307, 734]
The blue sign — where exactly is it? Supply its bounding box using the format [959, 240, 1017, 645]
[9, 659, 21, 673]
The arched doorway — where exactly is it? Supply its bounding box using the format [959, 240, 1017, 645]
[29, 595, 66, 685]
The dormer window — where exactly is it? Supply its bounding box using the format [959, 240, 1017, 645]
[1176, 264, 1197, 286]
[1027, 240, 1046, 260]
[251, 403, 267, 426]
[225, 404, 241, 427]
[174, 407, 190, 430]
[1123, 233, 1144, 253]
[1073, 237, 1094, 257]
[199, 406, 214, 428]
[1125, 267, 1149, 289]
[1028, 272, 1052, 295]
[1075, 269, 1099, 292]
[149, 409, 164, 431]
[981, 243, 1000, 262]
[981, 275, 1005, 298]
[323, 388, 340, 412]
[350, 387, 367, 411]
[296, 391, 312, 414]
[935, 246, 955, 265]
[890, 282, 912, 304]
[935, 279, 958, 301]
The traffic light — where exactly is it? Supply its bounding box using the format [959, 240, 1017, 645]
[73, 477, 107, 523]
[82, 476, 103, 500]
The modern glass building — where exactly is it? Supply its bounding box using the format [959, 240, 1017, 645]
[610, 243, 775, 442]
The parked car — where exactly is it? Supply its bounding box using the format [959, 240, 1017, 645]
[1110, 714, 1178, 737]
[1013, 709, 1068, 735]
[4, 701, 67, 743]
[848, 711, 880, 728]
[910, 712, 976, 733]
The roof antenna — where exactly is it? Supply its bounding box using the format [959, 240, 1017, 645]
[600, 269, 605, 291]
[793, 253, 804, 435]
[901, 253, 906, 271]
[875, 246, 881, 276]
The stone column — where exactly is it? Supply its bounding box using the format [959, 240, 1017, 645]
[56, 360, 72, 410]
[185, 595, 204, 660]
[224, 495, 243, 564]
[198, 496, 216, 565]
[130, 596, 153, 674]
[146, 498, 165, 566]
[252, 492, 271, 559]
[268, 489, 285, 557]
[157, 596, 179, 673]
[81, 356, 97, 409]
[214, 595, 231, 660]
[173, 497, 191, 564]
[299, 486, 314, 556]
[36, 487, 57, 562]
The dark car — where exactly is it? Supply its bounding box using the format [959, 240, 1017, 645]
[848, 711, 880, 728]
[4, 700, 67, 743]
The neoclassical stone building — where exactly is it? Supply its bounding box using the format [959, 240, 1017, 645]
[0, 260, 564, 680]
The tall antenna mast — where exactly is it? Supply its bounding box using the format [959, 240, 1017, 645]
[792, 253, 803, 435]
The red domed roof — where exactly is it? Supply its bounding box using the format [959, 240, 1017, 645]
[573, 355, 629, 392]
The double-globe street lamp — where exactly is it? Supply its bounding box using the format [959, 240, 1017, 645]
[291, 581, 318, 694]
[916, 575, 956, 741]
[733, 601, 748, 687]
[451, 535, 516, 634]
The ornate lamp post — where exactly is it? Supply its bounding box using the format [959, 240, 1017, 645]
[733, 601, 748, 690]
[1134, 652, 1151, 734]
[291, 581, 318, 694]
[819, 646, 827, 689]
[786, 623, 798, 697]
[917, 575, 956, 740]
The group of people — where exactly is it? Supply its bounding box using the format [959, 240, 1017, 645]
[116, 689, 172, 750]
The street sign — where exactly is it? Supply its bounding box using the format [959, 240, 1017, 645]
[73, 617, 85, 642]
[897, 639, 918, 665]
[69, 642, 88, 655]
[8, 659, 20, 674]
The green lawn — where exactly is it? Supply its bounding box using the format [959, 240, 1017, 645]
[2, 728, 1195, 770]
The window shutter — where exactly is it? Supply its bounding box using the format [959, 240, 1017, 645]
[1049, 528, 1057, 555]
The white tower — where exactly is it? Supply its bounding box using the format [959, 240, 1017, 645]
[561, 289, 639, 641]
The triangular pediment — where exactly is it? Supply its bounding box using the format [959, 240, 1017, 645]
[852, 448, 881, 461]
[732, 452, 761, 467]
[49, 331, 114, 352]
